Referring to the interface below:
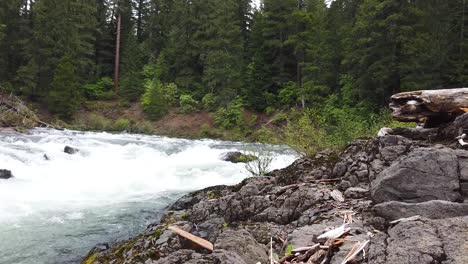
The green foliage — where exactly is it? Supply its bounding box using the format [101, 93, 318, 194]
[265, 107, 276, 116]
[113, 119, 131, 131]
[279, 82, 298, 106]
[48, 57, 81, 119]
[214, 98, 245, 129]
[179, 94, 198, 113]
[202, 93, 218, 111]
[131, 121, 154, 134]
[83, 77, 114, 100]
[272, 113, 288, 125]
[85, 114, 113, 131]
[285, 244, 294, 256]
[141, 79, 168, 120]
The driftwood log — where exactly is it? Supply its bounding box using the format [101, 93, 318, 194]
[390, 88, 468, 127]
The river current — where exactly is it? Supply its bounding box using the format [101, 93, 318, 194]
[0, 129, 296, 264]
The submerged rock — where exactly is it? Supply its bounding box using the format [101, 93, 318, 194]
[220, 151, 257, 163]
[64, 146, 79, 155]
[0, 169, 13, 179]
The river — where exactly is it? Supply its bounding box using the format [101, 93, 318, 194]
[0, 129, 296, 264]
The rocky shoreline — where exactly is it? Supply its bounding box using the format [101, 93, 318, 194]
[82, 116, 468, 264]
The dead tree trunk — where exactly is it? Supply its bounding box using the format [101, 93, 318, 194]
[389, 88, 468, 127]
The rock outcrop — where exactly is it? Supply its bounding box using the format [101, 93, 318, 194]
[82, 114, 468, 264]
[220, 151, 258, 163]
[0, 169, 13, 179]
[64, 146, 79, 155]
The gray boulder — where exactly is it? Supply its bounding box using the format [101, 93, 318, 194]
[220, 152, 257, 163]
[64, 146, 79, 155]
[373, 200, 468, 221]
[368, 216, 468, 264]
[0, 169, 13, 179]
[371, 146, 461, 203]
[215, 229, 268, 264]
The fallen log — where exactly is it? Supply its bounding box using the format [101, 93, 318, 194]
[168, 225, 214, 252]
[390, 88, 468, 127]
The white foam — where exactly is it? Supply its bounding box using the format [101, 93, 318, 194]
[0, 129, 296, 222]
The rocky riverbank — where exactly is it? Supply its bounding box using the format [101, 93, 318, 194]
[82, 115, 468, 264]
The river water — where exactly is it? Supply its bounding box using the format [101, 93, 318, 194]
[0, 129, 296, 264]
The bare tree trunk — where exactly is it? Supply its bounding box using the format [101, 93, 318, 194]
[114, 14, 121, 95]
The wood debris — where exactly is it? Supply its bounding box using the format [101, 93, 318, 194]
[340, 240, 370, 264]
[317, 224, 350, 240]
[330, 190, 345, 202]
[168, 226, 214, 251]
[389, 215, 422, 225]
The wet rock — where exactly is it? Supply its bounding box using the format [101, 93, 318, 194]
[371, 146, 461, 203]
[373, 200, 468, 220]
[64, 146, 79, 155]
[0, 169, 13, 179]
[344, 187, 369, 199]
[215, 229, 268, 264]
[332, 162, 347, 177]
[220, 152, 257, 163]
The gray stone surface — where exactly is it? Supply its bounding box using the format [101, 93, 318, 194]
[371, 146, 461, 203]
[373, 200, 468, 220]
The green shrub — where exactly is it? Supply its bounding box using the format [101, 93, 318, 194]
[83, 77, 114, 100]
[113, 119, 131, 131]
[202, 93, 218, 111]
[179, 94, 198, 113]
[86, 114, 112, 131]
[265, 106, 276, 116]
[141, 79, 168, 120]
[164, 83, 179, 106]
[131, 121, 153, 134]
[214, 98, 244, 129]
[272, 113, 287, 125]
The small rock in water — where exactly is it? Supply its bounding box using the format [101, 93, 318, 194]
[221, 151, 258, 163]
[0, 169, 13, 179]
[43, 154, 50, 160]
[64, 146, 79, 155]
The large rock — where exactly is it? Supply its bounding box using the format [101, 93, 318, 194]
[220, 152, 257, 163]
[373, 200, 468, 220]
[368, 216, 468, 264]
[64, 146, 79, 155]
[215, 229, 268, 264]
[0, 169, 13, 179]
[371, 146, 461, 203]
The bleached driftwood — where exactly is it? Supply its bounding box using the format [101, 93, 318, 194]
[330, 190, 345, 203]
[317, 224, 350, 240]
[168, 226, 214, 251]
[340, 240, 370, 264]
[390, 88, 468, 127]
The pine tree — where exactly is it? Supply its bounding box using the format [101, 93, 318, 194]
[48, 56, 81, 119]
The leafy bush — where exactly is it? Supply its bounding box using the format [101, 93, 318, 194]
[86, 114, 112, 131]
[141, 79, 168, 120]
[214, 98, 244, 129]
[179, 94, 198, 113]
[202, 93, 218, 111]
[131, 121, 153, 134]
[265, 106, 276, 116]
[113, 119, 131, 131]
[278, 81, 298, 106]
[272, 112, 287, 125]
[164, 83, 179, 106]
[83, 77, 113, 100]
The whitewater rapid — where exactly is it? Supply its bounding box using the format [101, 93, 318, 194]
[0, 129, 296, 264]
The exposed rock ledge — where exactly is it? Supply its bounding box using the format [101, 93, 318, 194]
[82, 115, 468, 264]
